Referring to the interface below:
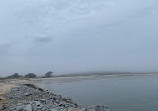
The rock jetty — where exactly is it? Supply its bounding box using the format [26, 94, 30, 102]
[0, 84, 110, 111]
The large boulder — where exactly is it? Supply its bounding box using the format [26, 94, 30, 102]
[25, 103, 32, 111]
[86, 105, 110, 111]
[68, 107, 80, 111]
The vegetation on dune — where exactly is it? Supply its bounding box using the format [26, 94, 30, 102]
[7, 73, 23, 79]
[45, 71, 53, 78]
[0, 71, 54, 79]
[24, 73, 37, 78]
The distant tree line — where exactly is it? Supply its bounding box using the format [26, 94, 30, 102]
[3, 71, 53, 79]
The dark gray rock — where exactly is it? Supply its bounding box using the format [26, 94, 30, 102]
[24, 93, 32, 96]
[1, 84, 110, 111]
[86, 105, 110, 111]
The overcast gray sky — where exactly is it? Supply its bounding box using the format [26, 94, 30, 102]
[0, 0, 158, 76]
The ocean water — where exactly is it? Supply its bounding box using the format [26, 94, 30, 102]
[37, 75, 158, 111]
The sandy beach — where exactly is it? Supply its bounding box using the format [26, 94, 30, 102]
[0, 83, 15, 109]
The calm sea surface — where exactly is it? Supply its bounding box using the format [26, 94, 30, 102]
[37, 75, 158, 111]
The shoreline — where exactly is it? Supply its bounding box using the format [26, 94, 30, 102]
[0, 82, 110, 111]
[1, 73, 158, 111]
[3, 73, 158, 86]
[3, 73, 158, 82]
